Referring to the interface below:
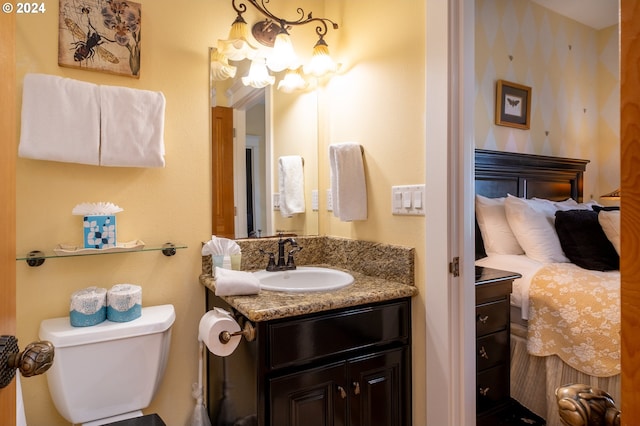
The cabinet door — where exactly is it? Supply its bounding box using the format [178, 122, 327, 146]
[269, 362, 347, 426]
[348, 348, 407, 426]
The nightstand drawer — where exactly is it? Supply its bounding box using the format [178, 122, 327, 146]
[477, 363, 510, 413]
[476, 299, 509, 336]
[476, 330, 509, 371]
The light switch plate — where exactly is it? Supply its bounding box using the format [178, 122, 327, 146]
[273, 193, 280, 210]
[312, 189, 319, 211]
[326, 189, 333, 211]
[392, 184, 425, 216]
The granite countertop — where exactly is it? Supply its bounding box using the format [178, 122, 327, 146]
[199, 266, 418, 322]
[200, 236, 418, 322]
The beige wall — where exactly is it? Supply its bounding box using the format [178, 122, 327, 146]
[321, 1, 427, 424]
[15, 1, 224, 424]
[475, 0, 620, 201]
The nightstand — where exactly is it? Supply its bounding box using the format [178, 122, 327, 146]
[475, 266, 521, 426]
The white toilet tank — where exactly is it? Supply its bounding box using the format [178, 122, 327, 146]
[39, 304, 175, 425]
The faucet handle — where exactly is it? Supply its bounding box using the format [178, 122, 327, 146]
[286, 246, 303, 269]
[259, 249, 276, 271]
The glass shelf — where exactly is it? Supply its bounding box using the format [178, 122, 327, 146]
[17, 242, 187, 267]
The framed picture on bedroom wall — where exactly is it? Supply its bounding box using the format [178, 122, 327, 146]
[495, 79, 531, 130]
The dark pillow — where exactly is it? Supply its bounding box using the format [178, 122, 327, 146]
[554, 210, 619, 271]
[592, 205, 620, 212]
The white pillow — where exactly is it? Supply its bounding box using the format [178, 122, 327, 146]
[504, 194, 569, 263]
[475, 195, 524, 255]
[599, 210, 621, 255]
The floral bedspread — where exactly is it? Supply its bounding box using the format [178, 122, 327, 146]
[526, 263, 620, 377]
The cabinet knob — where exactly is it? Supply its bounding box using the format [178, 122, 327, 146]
[479, 346, 489, 359]
[479, 387, 490, 397]
[337, 385, 347, 399]
[478, 314, 489, 324]
[352, 381, 360, 395]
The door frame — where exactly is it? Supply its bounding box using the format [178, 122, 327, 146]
[424, 0, 476, 425]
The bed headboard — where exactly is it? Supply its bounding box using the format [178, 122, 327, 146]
[475, 149, 590, 259]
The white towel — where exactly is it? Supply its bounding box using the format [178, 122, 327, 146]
[278, 155, 305, 216]
[99, 85, 166, 167]
[19, 73, 101, 165]
[330, 142, 367, 221]
[214, 266, 261, 296]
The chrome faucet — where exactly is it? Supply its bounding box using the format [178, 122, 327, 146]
[261, 234, 302, 271]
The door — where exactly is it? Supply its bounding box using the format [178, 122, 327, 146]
[0, 10, 17, 426]
[620, 2, 640, 420]
[269, 362, 347, 426]
[211, 106, 235, 238]
[348, 348, 407, 426]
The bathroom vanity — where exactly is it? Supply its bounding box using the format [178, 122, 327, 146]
[200, 236, 418, 426]
[206, 295, 411, 426]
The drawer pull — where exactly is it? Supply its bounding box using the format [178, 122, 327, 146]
[337, 386, 347, 399]
[479, 346, 489, 359]
[352, 381, 361, 395]
[479, 387, 490, 396]
[478, 314, 489, 324]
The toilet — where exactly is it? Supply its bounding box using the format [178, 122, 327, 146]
[39, 304, 175, 426]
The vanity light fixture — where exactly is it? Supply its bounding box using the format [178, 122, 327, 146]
[211, 0, 339, 90]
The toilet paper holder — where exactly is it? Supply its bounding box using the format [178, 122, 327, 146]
[218, 319, 256, 344]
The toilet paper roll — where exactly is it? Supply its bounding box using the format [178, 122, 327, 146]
[198, 308, 241, 356]
[69, 286, 108, 327]
[107, 284, 142, 322]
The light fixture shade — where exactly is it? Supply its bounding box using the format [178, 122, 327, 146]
[304, 40, 338, 77]
[218, 16, 258, 61]
[266, 32, 299, 72]
[277, 67, 308, 92]
[242, 58, 275, 88]
[210, 49, 237, 81]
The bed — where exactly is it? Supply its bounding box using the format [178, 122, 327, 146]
[474, 149, 621, 426]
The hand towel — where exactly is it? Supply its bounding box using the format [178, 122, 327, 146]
[214, 266, 261, 296]
[278, 155, 305, 216]
[19, 73, 101, 165]
[99, 85, 166, 167]
[330, 142, 367, 221]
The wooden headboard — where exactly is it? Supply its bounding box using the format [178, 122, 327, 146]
[475, 149, 590, 259]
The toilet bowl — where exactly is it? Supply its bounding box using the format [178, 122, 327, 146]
[39, 304, 175, 425]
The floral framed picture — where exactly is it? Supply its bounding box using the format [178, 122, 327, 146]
[495, 80, 531, 129]
[58, 0, 142, 78]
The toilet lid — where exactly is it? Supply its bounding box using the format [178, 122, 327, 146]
[39, 304, 175, 348]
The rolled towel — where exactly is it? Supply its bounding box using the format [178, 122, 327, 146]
[69, 287, 107, 327]
[214, 266, 261, 296]
[107, 284, 142, 322]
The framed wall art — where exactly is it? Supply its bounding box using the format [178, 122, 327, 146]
[495, 79, 531, 130]
[58, 0, 142, 78]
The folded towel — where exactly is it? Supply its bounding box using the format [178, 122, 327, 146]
[278, 155, 305, 216]
[99, 85, 166, 168]
[330, 143, 367, 221]
[214, 266, 261, 296]
[19, 73, 101, 165]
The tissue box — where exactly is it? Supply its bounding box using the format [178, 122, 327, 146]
[83, 215, 116, 249]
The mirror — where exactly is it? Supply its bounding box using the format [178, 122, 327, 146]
[211, 50, 319, 239]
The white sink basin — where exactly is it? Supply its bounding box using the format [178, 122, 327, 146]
[254, 266, 354, 293]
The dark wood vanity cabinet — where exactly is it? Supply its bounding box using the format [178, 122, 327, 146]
[270, 347, 406, 426]
[475, 266, 520, 425]
[206, 295, 412, 426]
